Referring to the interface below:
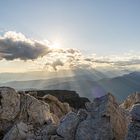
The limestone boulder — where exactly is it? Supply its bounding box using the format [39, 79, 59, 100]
[0, 87, 20, 121]
[75, 93, 128, 140]
[120, 92, 140, 110]
[19, 93, 56, 125]
[42, 94, 71, 119]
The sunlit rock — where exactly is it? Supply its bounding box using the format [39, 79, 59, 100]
[0, 87, 20, 121]
[19, 93, 55, 125]
[75, 93, 128, 140]
[42, 94, 71, 119]
[120, 92, 140, 110]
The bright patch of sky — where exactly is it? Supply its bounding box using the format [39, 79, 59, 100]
[0, 0, 140, 55]
[0, 0, 140, 72]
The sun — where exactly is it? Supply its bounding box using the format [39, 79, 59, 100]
[45, 38, 63, 49]
[50, 42, 62, 49]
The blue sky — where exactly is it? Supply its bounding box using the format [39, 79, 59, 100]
[0, 0, 140, 55]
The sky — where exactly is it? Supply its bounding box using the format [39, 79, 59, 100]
[0, 0, 140, 72]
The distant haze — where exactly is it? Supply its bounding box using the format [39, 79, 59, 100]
[0, 71, 140, 101]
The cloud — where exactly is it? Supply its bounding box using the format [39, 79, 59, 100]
[0, 31, 140, 72]
[42, 50, 140, 71]
[46, 59, 64, 71]
[0, 31, 50, 60]
[113, 59, 140, 67]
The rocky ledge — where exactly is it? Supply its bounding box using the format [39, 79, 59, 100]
[0, 87, 140, 140]
[22, 90, 90, 110]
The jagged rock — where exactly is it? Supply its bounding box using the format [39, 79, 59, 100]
[19, 93, 55, 125]
[75, 93, 128, 140]
[0, 87, 56, 125]
[120, 92, 140, 110]
[57, 112, 80, 140]
[0, 87, 20, 121]
[25, 90, 90, 110]
[3, 122, 28, 140]
[0, 87, 60, 139]
[27, 91, 38, 98]
[42, 94, 71, 119]
[0, 87, 21, 139]
[1, 87, 139, 140]
[56, 93, 127, 140]
[126, 103, 140, 140]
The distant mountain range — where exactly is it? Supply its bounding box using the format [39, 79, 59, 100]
[98, 72, 140, 101]
[0, 68, 128, 83]
[0, 71, 140, 101]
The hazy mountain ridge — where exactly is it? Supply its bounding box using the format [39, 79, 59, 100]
[98, 71, 140, 100]
[0, 68, 129, 83]
[0, 71, 140, 101]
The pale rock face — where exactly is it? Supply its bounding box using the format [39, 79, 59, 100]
[22, 94, 55, 125]
[75, 93, 128, 140]
[54, 93, 128, 140]
[120, 93, 140, 110]
[0, 87, 59, 139]
[43, 94, 71, 120]
[0, 87, 20, 121]
[0, 87, 56, 125]
[126, 103, 140, 140]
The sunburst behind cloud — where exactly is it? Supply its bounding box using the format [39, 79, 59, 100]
[0, 31, 140, 73]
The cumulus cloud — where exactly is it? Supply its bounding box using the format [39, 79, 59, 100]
[0, 31, 50, 60]
[0, 31, 140, 72]
[52, 59, 64, 70]
[42, 50, 140, 71]
[45, 59, 64, 71]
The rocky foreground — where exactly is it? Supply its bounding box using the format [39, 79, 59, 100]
[0, 87, 140, 140]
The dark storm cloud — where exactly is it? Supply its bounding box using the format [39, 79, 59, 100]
[0, 31, 49, 60]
